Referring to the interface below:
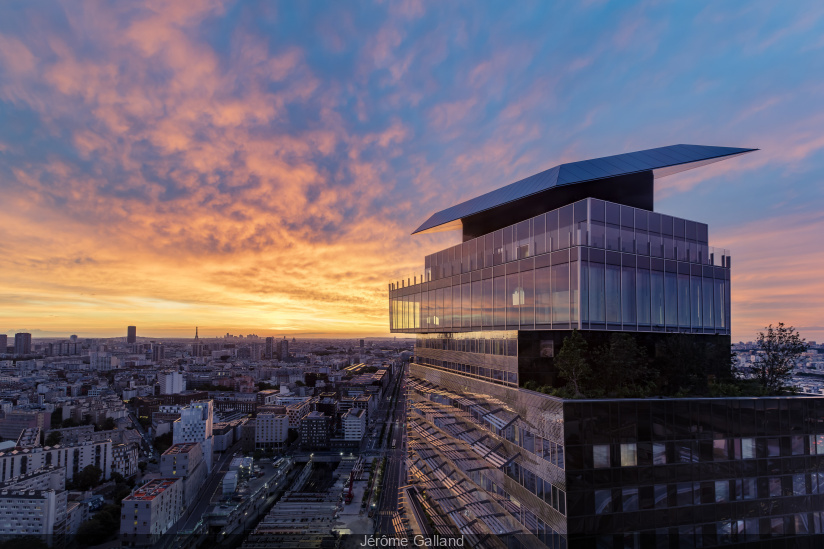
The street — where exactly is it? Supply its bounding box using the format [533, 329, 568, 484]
[167, 438, 243, 536]
[374, 363, 408, 535]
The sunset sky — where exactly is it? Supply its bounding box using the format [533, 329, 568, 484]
[1, 1, 823, 341]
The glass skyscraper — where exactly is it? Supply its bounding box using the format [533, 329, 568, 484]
[390, 145, 824, 547]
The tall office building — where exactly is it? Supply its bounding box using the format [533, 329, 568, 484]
[13, 332, 31, 356]
[151, 343, 165, 362]
[173, 400, 214, 471]
[127, 325, 137, 344]
[279, 337, 289, 361]
[265, 336, 275, 359]
[0, 334, 7, 354]
[391, 145, 824, 547]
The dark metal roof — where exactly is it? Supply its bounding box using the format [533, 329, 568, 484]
[412, 144, 756, 235]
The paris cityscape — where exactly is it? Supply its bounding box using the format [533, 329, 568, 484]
[2, 2, 824, 549]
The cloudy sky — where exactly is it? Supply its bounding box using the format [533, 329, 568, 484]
[1, 0, 823, 341]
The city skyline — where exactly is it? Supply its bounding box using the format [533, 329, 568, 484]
[2, 1, 824, 340]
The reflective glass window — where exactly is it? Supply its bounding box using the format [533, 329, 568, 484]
[461, 283, 471, 328]
[714, 278, 726, 330]
[654, 484, 667, 509]
[702, 277, 713, 329]
[593, 445, 610, 468]
[579, 261, 588, 323]
[547, 210, 559, 252]
[506, 273, 520, 328]
[535, 267, 551, 324]
[471, 280, 483, 327]
[677, 273, 690, 328]
[503, 226, 514, 263]
[516, 220, 531, 259]
[792, 436, 804, 455]
[534, 214, 547, 255]
[676, 238, 688, 262]
[768, 477, 781, 497]
[484, 233, 494, 269]
[483, 278, 493, 327]
[451, 285, 461, 327]
[621, 265, 636, 325]
[637, 268, 651, 326]
[552, 263, 570, 323]
[620, 443, 637, 466]
[605, 264, 621, 323]
[767, 438, 780, 457]
[713, 439, 728, 460]
[676, 482, 693, 506]
[493, 277, 506, 326]
[594, 489, 612, 514]
[636, 230, 649, 256]
[521, 270, 535, 327]
[590, 221, 606, 248]
[715, 481, 729, 503]
[493, 230, 504, 266]
[652, 443, 666, 465]
[741, 478, 756, 500]
[650, 233, 663, 258]
[665, 272, 678, 327]
[589, 262, 605, 322]
[691, 276, 701, 329]
[741, 438, 755, 459]
[443, 286, 452, 328]
[606, 225, 620, 251]
[664, 236, 675, 260]
[559, 205, 573, 249]
[651, 270, 664, 327]
[622, 488, 638, 512]
[621, 227, 635, 253]
[793, 473, 806, 495]
[569, 261, 579, 323]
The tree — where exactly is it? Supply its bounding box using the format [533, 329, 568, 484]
[45, 431, 62, 447]
[50, 407, 63, 427]
[595, 333, 653, 397]
[554, 330, 592, 398]
[73, 464, 104, 491]
[97, 417, 116, 431]
[62, 417, 79, 428]
[753, 323, 809, 394]
[152, 432, 173, 454]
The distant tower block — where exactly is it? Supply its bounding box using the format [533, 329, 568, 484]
[127, 326, 137, 344]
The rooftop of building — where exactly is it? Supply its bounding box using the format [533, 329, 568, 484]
[413, 144, 756, 236]
[343, 408, 366, 418]
[162, 442, 199, 455]
[123, 478, 179, 501]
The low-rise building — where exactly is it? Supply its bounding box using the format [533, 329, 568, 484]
[299, 411, 331, 450]
[112, 442, 139, 478]
[254, 414, 288, 450]
[120, 478, 183, 546]
[0, 440, 112, 482]
[284, 399, 311, 428]
[159, 442, 206, 507]
[0, 467, 67, 540]
[342, 408, 366, 442]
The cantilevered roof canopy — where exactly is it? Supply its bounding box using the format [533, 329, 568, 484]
[412, 144, 756, 235]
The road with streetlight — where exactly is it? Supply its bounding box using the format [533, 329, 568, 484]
[374, 363, 408, 534]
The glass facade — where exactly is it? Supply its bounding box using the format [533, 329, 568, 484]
[409, 365, 824, 547]
[562, 396, 824, 546]
[390, 198, 730, 335]
[393, 150, 824, 547]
